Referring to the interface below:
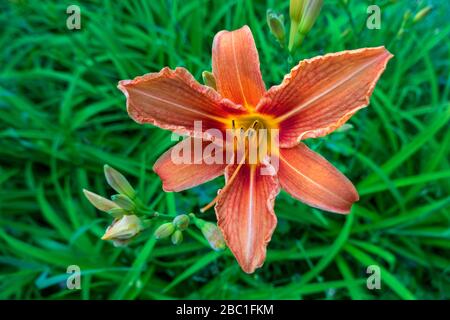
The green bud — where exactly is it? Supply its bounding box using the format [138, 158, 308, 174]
[194, 218, 226, 251]
[297, 0, 323, 36]
[173, 214, 190, 231]
[101, 215, 143, 241]
[202, 71, 216, 90]
[202, 222, 226, 251]
[83, 189, 119, 212]
[107, 207, 128, 218]
[154, 222, 175, 239]
[413, 6, 432, 24]
[111, 194, 135, 211]
[104, 165, 136, 199]
[171, 230, 183, 245]
[267, 9, 285, 46]
[289, 0, 323, 52]
[289, 0, 305, 50]
[290, 0, 306, 23]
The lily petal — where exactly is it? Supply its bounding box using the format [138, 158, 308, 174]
[212, 25, 266, 109]
[215, 164, 279, 273]
[257, 47, 393, 147]
[278, 144, 359, 214]
[119, 67, 244, 140]
[153, 138, 227, 192]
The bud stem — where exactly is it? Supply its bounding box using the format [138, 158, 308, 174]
[288, 20, 299, 52]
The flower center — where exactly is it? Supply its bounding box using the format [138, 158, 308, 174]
[226, 113, 279, 165]
[200, 114, 278, 213]
[229, 114, 276, 132]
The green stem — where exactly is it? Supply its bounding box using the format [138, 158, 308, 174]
[288, 20, 299, 52]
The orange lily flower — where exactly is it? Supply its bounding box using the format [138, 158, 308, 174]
[118, 26, 392, 273]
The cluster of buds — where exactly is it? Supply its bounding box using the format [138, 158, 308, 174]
[288, 0, 323, 52]
[153, 213, 226, 251]
[83, 165, 147, 246]
[83, 164, 226, 252]
[154, 214, 190, 245]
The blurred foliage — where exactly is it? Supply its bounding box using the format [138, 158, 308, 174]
[0, 0, 449, 299]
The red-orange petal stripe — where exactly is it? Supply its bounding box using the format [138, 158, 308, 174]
[212, 25, 266, 109]
[118, 67, 245, 141]
[215, 164, 279, 273]
[256, 47, 393, 147]
[153, 138, 227, 192]
[278, 144, 359, 214]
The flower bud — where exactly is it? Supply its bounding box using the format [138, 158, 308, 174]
[173, 214, 190, 231]
[154, 222, 175, 239]
[267, 9, 285, 46]
[111, 194, 135, 211]
[194, 219, 226, 251]
[289, 0, 306, 50]
[104, 165, 136, 199]
[101, 215, 143, 241]
[83, 189, 119, 212]
[297, 0, 323, 36]
[202, 71, 216, 90]
[413, 6, 432, 24]
[289, 0, 323, 51]
[290, 0, 306, 23]
[171, 230, 183, 245]
[202, 222, 226, 251]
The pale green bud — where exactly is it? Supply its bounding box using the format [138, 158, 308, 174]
[202, 222, 226, 251]
[154, 222, 175, 239]
[202, 71, 216, 90]
[173, 214, 190, 231]
[171, 230, 183, 245]
[194, 218, 226, 251]
[83, 189, 118, 212]
[101, 215, 143, 241]
[104, 165, 136, 199]
[267, 9, 285, 45]
[290, 0, 306, 23]
[298, 0, 323, 35]
[289, 0, 323, 51]
[413, 6, 432, 24]
[111, 194, 135, 211]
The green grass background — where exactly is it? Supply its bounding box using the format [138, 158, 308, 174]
[1, 0, 449, 299]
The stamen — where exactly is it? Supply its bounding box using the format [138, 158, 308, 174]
[202, 117, 269, 212]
